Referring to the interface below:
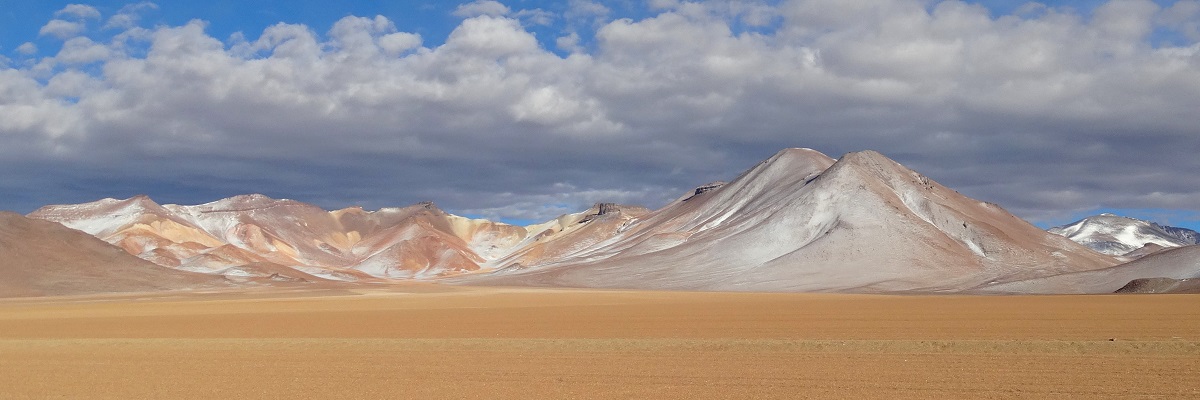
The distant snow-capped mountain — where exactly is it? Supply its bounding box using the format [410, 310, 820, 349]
[1048, 214, 1199, 256]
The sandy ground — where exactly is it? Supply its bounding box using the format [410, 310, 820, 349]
[0, 286, 1197, 399]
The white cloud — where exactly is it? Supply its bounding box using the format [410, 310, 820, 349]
[54, 37, 113, 64]
[237, 23, 321, 59]
[39, 20, 87, 39]
[556, 32, 582, 53]
[515, 9, 555, 26]
[510, 87, 582, 124]
[452, 0, 510, 18]
[105, 2, 159, 30]
[443, 16, 539, 57]
[327, 15, 399, 60]
[379, 32, 422, 55]
[55, 4, 101, 20]
[322, 14, 423, 58]
[44, 70, 103, 98]
[16, 42, 38, 55]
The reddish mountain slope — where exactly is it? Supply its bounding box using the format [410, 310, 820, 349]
[30, 196, 525, 281]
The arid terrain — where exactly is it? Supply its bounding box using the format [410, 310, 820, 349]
[0, 286, 1196, 399]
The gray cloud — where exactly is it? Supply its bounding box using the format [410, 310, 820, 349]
[1, 0, 1199, 228]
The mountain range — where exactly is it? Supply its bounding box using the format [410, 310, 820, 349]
[7, 148, 1198, 296]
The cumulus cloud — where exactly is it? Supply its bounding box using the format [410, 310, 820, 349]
[452, 0, 510, 18]
[1, 0, 1199, 227]
[55, 4, 101, 20]
[16, 42, 38, 55]
[515, 8, 555, 26]
[39, 4, 101, 39]
[105, 2, 159, 30]
[39, 20, 87, 39]
[444, 16, 539, 57]
[556, 32, 582, 53]
[378, 32, 422, 55]
[54, 37, 113, 64]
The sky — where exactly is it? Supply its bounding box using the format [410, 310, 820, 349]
[0, 0, 1198, 230]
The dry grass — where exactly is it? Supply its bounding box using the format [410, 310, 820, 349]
[0, 286, 1197, 399]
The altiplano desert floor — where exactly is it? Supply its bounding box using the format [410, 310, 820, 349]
[0, 285, 1197, 399]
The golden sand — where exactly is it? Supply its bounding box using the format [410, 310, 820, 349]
[0, 286, 1197, 399]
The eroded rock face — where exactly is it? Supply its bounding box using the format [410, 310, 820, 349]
[684, 182, 726, 201]
[694, 182, 725, 195]
[578, 203, 648, 223]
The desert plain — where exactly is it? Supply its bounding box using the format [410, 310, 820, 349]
[0, 285, 1197, 399]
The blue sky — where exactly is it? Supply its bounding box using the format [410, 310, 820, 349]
[1, 0, 1199, 231]
[2, 1, 459, 50]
